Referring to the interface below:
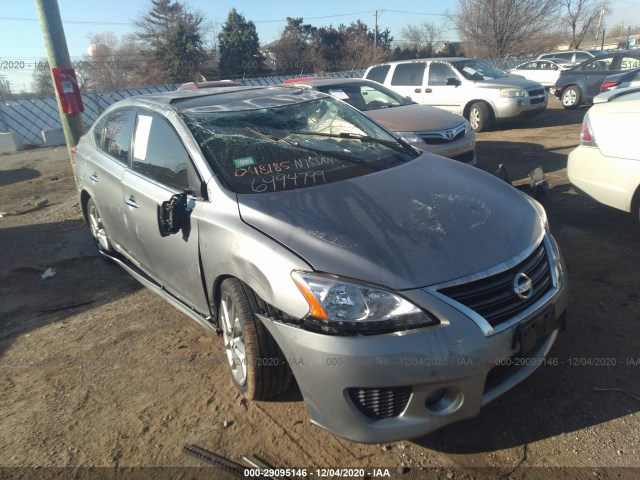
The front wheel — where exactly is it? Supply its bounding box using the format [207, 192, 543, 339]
[469, 102, 491, 132]
[219, 278, 292, 400]
[561, 86, 581, 109]
[87, 197, 112, 254]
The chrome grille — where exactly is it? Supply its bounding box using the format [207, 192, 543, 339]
[418, 123, 466, 145]
[348, 387, 412, 419]
[437, 241, 552, 328]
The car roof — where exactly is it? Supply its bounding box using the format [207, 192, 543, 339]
[286, 78, 377, 88]
[369, 57, 471, 67]
[176, 80, 243, 90]
[120, 86, 328, 112]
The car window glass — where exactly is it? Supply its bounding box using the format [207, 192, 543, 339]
[318, 84, 407, 111]
[391, 63, 425, 86]
[93, 117, 106, 147]
[366, 65, 390, 84]
[575, 52, 591, 62]
[620, 57, 640, 70]
[103, 110, 135, 164]
[582, 57, 614, 71]
[556, 53, 573, 60]
[428, 63, 457, 86]
[132, 113, 190, 191]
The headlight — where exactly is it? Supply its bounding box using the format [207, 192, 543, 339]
[500, 88, 526, 98]
[463, 119, 472, 134]
[395, 132, 423, 145]
[291, 271, 439, 335]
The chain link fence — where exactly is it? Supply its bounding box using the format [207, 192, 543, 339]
[0, 70, 365, 147]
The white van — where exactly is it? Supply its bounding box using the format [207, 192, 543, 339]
[364, 58, 547, 132]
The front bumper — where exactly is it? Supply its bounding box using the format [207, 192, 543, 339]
[493, 95, 547, 120]
[261, 236, 568, 443]
[416, 131, 476, 165]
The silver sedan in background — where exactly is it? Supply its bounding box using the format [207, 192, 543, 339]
[74, 86, 568, 442]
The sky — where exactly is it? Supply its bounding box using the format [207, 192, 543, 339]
[1, 0, 640, 92]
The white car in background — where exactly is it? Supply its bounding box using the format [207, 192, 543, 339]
[508, 59, 573, 90]
[568, 87, 640, 223]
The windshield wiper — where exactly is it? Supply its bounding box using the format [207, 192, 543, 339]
[290, 131, 413, 154]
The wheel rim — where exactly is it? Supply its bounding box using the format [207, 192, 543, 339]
[470, 108, 480, 130]
[220, 292, 247, 387]
[563, 89, 577, 106]
[88, 203, 109, 251]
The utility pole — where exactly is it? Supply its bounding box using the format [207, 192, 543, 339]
[33, 0, 84, 157]
[601, 29, 605, 50]
[373, 10, 383, 64]
[628, 26, 632, 49]
[593, 0, 607, 48]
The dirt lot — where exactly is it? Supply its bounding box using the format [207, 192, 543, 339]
[1, 98, 639, 480]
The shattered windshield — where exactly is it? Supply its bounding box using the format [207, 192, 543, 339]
[452, 59, 507, 81]
[182, 97, 417, 194]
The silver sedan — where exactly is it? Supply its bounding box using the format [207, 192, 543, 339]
[74, 86, 568, 442]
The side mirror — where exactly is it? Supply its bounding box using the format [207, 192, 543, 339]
[446, 77, 460, 86]
[158, 192, 188, 237]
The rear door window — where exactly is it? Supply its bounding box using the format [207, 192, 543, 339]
[391, 63, 426, 86]
[580, 56, 614, 71]
[366, 65, 391, 84]
[103, 110, 135, 165]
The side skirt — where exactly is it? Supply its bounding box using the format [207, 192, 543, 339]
[100, 251, 218, 335]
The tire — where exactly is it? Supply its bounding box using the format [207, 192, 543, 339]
[469, 102, 491, 132]
[87, 197, 113, 255]
[218, 278, 292, 400]
[561, 86, 581, 109]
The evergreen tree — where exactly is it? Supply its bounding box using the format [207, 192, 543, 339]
[218, 8, 264, 77]
[134, 0, 206, 83]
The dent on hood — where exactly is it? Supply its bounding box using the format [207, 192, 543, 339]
[405, 194, 491, 236]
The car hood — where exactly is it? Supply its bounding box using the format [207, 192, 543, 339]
[237, 155, 543, 290]
[476, 77, 544, 90]
[364, 104, 464, 132]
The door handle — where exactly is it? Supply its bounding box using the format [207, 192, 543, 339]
[425, 88, 433, 93]
[414, 88, 422, 93]
[124, 196, 140, 208]
[89, 174, 99, 183]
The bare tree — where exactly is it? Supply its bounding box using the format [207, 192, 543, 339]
[400, 21, 444, 50]
[560, 0, 608, 48]
[453, 0, 561, 58]
[84, 33, 148, 90]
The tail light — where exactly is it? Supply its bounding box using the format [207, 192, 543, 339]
[600, 81, 619, 91]
[580, 113, 596, 147]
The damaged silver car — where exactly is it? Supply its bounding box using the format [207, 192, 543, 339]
[73, 86, 568, 443]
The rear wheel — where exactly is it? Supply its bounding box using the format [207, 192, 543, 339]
[219, 278, 292, 400]
[469, 102, 491, 132]
[87, 198, 112, 254]
[561, 86, 581, 109]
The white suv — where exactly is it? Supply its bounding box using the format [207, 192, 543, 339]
[364, 58, 547, 132]
[568, 87, 640, 223]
